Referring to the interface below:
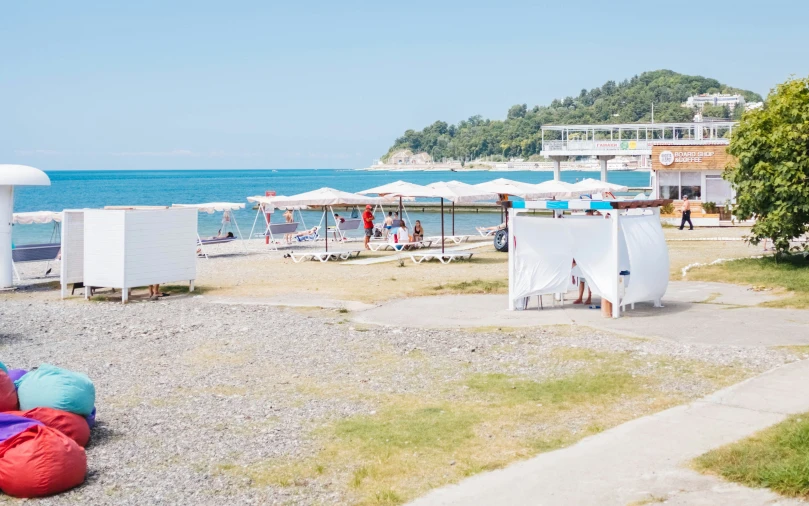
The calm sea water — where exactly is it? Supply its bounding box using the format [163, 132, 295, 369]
[13, 169, 651, 243]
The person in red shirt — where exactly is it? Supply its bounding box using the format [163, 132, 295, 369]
[362, 205, 375, 250]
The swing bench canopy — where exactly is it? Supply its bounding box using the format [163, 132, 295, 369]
[171, 202, 245, 214]
[12, 211, 62, 225]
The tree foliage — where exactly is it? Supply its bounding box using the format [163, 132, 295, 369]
[384, 70, 763, 162]
[724, 75, 809, 253]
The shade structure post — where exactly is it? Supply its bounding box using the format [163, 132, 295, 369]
[324, 207, 329, 252]
[399, 196, 403, 225]
[0, 186, 14, 289]
[611, 209, 621, 318]
[452, 202, 455, 235]
[440, 198, 445, 254]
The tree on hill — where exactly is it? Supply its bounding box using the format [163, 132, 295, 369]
[383, 70, 763, 162]
[724, 75, 809, 254]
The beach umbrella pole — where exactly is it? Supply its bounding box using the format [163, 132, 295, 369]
[324, 207, 329, 252]
[452, 202, 455, 235]
[441, 198, 445, 254]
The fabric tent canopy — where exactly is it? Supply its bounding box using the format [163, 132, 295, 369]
[12, 211, 62, 225]
[571, 178, 628, 194]
[246, 196, 309, 211]
[172, 202, 245, 214]
[358, 181, 422, 200]
[426, 181, 497, 252]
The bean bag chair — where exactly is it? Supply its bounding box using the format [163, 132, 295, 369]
[0, 373, 18, 412]
[85, 407, 96, 429]
[0, 425, 86, 497]
[5, 408, 90, 447]
[16, 364, 95, 416]
[6, 369, 27, 382]
[0, 413, 42, 444]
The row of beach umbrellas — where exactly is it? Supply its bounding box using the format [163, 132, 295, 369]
[257, 178, 628, 253]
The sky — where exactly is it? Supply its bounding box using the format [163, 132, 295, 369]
[2, 0, 807, 171]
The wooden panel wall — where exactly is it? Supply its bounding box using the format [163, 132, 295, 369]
[651, 145, 734, 171]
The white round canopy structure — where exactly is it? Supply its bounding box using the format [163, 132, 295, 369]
[529, 180, 580, 199]
[571, 178, 628, 195]
[172, 202, 246, 214]
[474, 178, 544, 199]
[1, 164, 51, 289]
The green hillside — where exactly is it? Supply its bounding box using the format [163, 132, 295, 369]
[384, 70, 763, 162]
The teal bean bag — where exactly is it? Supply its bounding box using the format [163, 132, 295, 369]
[16, 365, 95, 416]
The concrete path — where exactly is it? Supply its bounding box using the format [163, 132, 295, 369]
[409, 360, 809, 506]
[353, 282, 809, 346]
[208, 295, 376, 311]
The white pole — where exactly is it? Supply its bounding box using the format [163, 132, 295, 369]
[612, 209, 621, 318]
[508, 207, 516, 310]
[0, 186, 14, 289]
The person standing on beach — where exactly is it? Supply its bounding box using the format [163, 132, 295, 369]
[679, 196, 693, 230]
[362, 205, 374, 250]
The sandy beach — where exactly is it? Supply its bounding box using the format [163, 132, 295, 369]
[2, 226, 796, 505]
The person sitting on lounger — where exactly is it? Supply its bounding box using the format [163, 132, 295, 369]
[413, 220, 424, 242]
[295, 226, 318, 239]
[390, 221, 410, 250]
[197, 232, 235, 254]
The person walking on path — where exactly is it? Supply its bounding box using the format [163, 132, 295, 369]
[362, 205, 375, 250]
[679, 195, 693, 231]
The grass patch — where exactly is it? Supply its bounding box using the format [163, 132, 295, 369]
[431, 278, 507, 294]
[467, 371, 639, 406]
[694, 413, 809, 498]
[686, 255, 809, 308]
[775, 345, 809, 358]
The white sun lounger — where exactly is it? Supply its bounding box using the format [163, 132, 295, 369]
[425, 235, 469, 245]
[409, 249, 475, 264]
[288, 249, 362, 263]
[476, 227, 505, 237]
[367, 240, 433, 252]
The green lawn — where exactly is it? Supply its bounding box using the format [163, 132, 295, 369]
[694, 413, 809, 498]
[686, 254, 809, 308]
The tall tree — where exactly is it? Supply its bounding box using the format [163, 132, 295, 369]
[725, 76, 809, 253]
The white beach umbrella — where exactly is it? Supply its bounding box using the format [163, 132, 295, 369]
[358, 180, 427, 199]
[571, 178, 628, 195]
[529, 180, 580, 199]
[269, 188, 384, 251]
[474, 178, 543, 199]
[426, 181, 498, 252]
[246, 195, 309, 211]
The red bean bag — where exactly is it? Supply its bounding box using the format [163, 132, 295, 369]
[0, 373, 18, 412]
[0, 425, 86, 497]
[5, 408, 90, 447]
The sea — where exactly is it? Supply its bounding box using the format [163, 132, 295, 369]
[12, 169, 651, 244]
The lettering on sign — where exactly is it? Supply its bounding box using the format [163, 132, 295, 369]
[659, 151, 674, 166]
[652, 145, 732, 170]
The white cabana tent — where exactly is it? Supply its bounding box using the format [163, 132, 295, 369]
[268, 188, 385, 252]
[571, 178, 629, 196]
[1, 165, 51, 288]
[426, 181, 498, 252]
[171, 202, 247, 258]
[508, 199, 670, 318]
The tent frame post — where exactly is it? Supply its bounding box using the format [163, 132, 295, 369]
[611, 208, 621, 318]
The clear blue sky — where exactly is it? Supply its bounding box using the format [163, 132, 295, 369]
[2, 1, 806, 170]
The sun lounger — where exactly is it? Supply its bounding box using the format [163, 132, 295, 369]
[425, 235, 469, 245]
[11, 243, 62, 280]
[368, 240, 433, 252]
[409, 248, 475, 264]
[476, 227, 502, 237]
[287, 249, 362, 263]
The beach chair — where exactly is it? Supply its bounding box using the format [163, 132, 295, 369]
[369, 240, 433, 252]
[409, 248, 475, 264]
[11, 243, 62, 280]
[287, 249, 362, 263]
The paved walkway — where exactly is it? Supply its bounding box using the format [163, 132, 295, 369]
[409, 360, 809, 506]
[353, 282, 809, 346]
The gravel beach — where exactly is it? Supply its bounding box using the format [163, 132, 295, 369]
[0, 289, 796, 505]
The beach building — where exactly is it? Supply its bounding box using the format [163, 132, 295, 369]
[386, 150, 433, 166]
[685, 93, 746, 110]
[540, 121, 736, 181]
